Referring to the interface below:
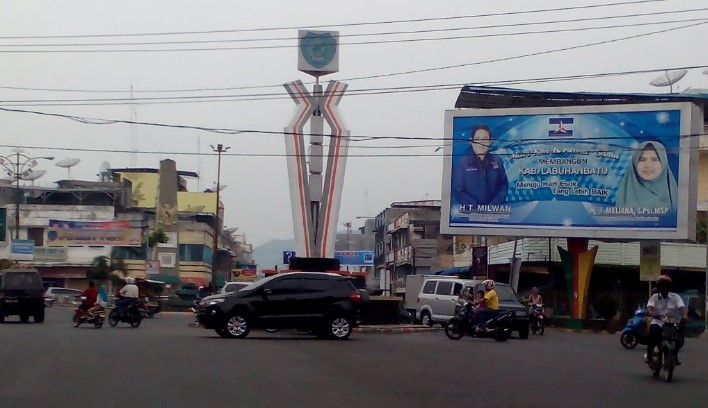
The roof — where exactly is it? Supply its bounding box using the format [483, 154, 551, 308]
[111, 168, 199, 178]
[455, 86, 708, 121]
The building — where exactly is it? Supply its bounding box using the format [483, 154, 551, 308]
[373, 201, 454, 296]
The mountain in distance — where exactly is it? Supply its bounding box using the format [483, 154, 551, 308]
[253, 238, 295, 270]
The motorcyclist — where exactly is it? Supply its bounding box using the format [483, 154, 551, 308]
[645, 275, 687, 366]
[472, 279, 499, 331]
[114, 277, 140, 317]
[77, 280, 98, 318]
[528, 287, 544, 314]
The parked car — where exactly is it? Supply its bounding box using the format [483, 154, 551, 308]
[220, 282, 249, 295]
[0, 269, 46, 323]
[415, 276, 530, 339]
[196, 272, 367, 340]
[44, 287, 83, 307]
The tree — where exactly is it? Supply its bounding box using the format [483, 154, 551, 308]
[696, 219, 706, 244]
[148, 228, 169, 248]
[88, 255, 128, 282]
[0, 258, 14, 270]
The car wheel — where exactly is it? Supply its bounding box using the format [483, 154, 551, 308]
[518, 327, 530, 340]
[221, 313, 250, 339]
[327, 315, 353, 340]
[34, 310, 45, 323]
[420, 311, 433, 327]
[20, 314, 29, 324]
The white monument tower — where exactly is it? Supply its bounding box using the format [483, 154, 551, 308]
[284, 30, 349, 258]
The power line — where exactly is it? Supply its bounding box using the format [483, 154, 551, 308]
[1, 8, 704, 49]
[1, 17, 704, 53]
[0, 0, 675, 40]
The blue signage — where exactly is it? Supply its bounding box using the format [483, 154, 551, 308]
[443, 104, 697, 240]
[282, 250, 296, 265]
[11, 239, 35, 260]
[334, 251, 374, 266]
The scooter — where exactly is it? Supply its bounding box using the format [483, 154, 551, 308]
[646, 315, 683, 383]
[139, 297, 160, 319]
[444, 302, 513, 342]
[620, 308, 649, 349]
[72, 297, 105, 329]
[530, 304, 546, 335]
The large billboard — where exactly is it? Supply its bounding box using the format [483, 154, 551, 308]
[441, 103, 700, 240]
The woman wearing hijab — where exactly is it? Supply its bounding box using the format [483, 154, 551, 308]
[616, 141, 678, 212]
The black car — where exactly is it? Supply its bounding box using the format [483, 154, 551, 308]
[196, 272, 366, 340]
[0, 269, 46, 323]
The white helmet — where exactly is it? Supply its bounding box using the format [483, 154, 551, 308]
[482, 279, 495, 290]
[125, 277, 136, 284]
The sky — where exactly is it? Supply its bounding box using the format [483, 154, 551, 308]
[0, 0, 706, 248]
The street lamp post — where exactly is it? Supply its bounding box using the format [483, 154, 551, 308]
[0, 149, 54, 240]
[210, 144, 230, 293]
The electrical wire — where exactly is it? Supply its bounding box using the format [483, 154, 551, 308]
[0, 0, 676, 40]
[1, 8, 705, 49]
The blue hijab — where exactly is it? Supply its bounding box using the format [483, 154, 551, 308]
[616, 141, 678, 211]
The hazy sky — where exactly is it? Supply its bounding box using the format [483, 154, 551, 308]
[0, 0, 705, 247]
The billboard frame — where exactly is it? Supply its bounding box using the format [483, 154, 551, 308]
[440, 102, 701, 241]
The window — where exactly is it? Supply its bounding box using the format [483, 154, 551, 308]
[112, 246, 146, 260]
[179, 244, 206, 262]
[422, 281, 436, 294]
[436, 281, 453, 295]
[266, 278, 302, 295]
[301, 277, 333, 292]
[453, 283, 464, 297]
[27, 228, 43, 246]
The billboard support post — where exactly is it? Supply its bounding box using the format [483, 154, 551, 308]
[558, 238, 597, 327]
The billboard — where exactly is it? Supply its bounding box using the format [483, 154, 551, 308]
[334, 251, 374, 266]
[11, 239, 34, 261]
[441, 103, 700, 240]
[47, 228, 142, 247]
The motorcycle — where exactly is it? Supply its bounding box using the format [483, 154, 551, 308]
[139, 297, 160, 319]
[444, 302, 513, 342]
[72, 297, 105, 329]
[620, 308, 649, 349]
[529, 304, 546, 335]
[108, 297, 143, 328]
[646, 315, 683, 383]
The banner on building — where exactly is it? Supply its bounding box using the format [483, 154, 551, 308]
[334, 251, 374, 266]
[441, 103, 701, 240]
[33, 247, 68, 262]
[640, 241, 661, 282]
[11, 239, 34, 261]
[145, 260, 160, 275]
[232, 268, 257, 282]
[46, 228, 142, 247]
[453, 236, 476, 266]
[49, 220, 130, 229]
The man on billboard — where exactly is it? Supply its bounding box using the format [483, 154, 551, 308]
[616, 141, 678, 212]
[452, 125, 508, 207]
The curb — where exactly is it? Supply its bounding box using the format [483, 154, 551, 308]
[160, 311, 194, 316]
[545, 327, 619, 335]
[354, 326, 442, 334]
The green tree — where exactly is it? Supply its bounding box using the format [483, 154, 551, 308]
[696, 219, 706, 244]
[148, 228, 169, 248]
[0, 258, 15, 270]
[88, 255, 128, 282]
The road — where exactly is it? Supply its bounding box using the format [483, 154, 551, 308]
[1, 308, 707, 408]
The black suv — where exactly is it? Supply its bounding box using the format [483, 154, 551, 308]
[0, 269, 46, 323]
[196, 272, 366, 340]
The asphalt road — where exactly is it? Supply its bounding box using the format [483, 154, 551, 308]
[1, 308, 707, 408]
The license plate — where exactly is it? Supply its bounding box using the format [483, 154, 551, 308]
[5, 299, 18, 303]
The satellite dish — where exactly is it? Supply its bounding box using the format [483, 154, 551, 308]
[20, 169, 46, 181]
[649, 69, 688, 93]
[98, 161, 112, 182]
[214, 183, 227, 191]
[55, 158, 81, 179]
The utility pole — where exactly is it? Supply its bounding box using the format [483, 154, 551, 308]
[210, 144, 230, 293]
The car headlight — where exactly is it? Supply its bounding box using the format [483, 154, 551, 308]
[201, 298, 225, 307]
[516, 311, 528, 317]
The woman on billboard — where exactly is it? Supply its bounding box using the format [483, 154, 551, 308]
[616, 141, 678, 211]
[452, 125, 509, 207]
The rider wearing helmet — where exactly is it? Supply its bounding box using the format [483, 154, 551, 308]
[115, 276, 140, 317]
[473, 279, 500, 330]
[645, 275, 687, 365]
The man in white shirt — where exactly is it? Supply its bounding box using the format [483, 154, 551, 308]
[115, 277, 140, 316]
[645, 275, 687, 365]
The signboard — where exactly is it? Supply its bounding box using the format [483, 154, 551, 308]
[33, 247, 67, 262]
[11, 239, 34, 261]
[0, 208, 6, 242]
[283, 250, 296, 265]
[47, 228, 142, 247]
[640, 241, 661, 282]
[49, 219, 130, 229]
[232, 268, 257, 282]
[145, 260, 160, 275]
[334, 251, 374, 266]
[298, 30, 339, 77]
[441, 103, 700, 240]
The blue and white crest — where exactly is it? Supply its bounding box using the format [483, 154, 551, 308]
[299, 31, 338, 69]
